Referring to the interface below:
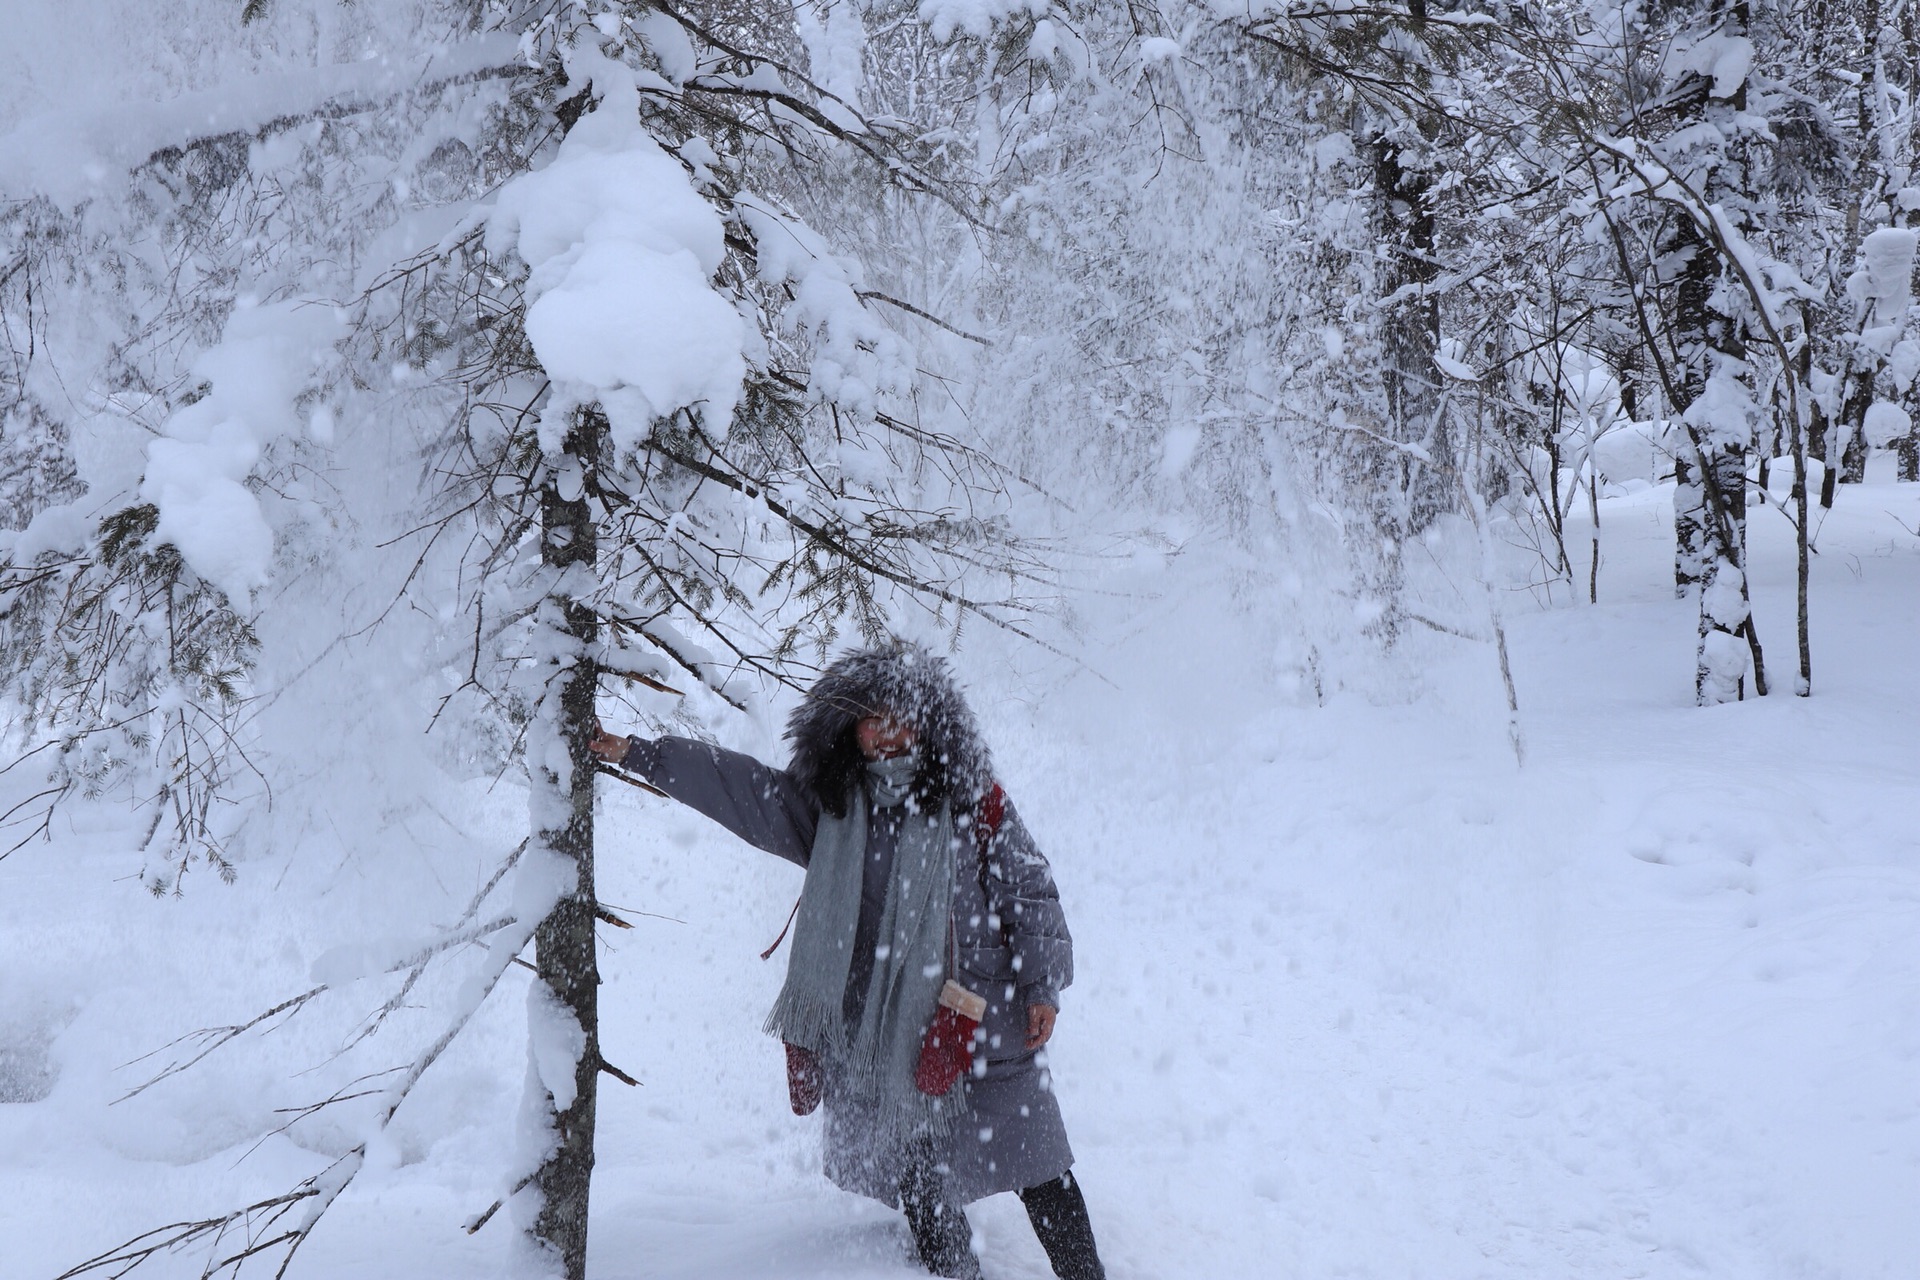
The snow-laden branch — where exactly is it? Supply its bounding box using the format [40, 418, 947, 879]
[0, 35, 528, 206]
[115, 841, 527, 1101]
[114, 911, 521, 1103]
[66, 844, 541, 1280]
[52, 1188, 319, 1280]
[264, 908, 539, 1278]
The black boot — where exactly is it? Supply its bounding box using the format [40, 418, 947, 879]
[1017, 1171, 1106, 1280]
[900, 1147, 981, 1279]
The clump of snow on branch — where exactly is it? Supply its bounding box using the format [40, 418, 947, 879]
[796, 0, 868, 108]
[917, 0, 1048, 43]
[736, 194, 906, 415]
[1849, 228, 1918, 349]
[1685, 357, 1760, 452]
[1677, 31, 1754, 101]
[486, 57, 745, 455]
[137, 300, 342, 605]
[1865, 401, 1912, 448]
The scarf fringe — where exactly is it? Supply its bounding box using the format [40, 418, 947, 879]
[762, 993, 846, 1057]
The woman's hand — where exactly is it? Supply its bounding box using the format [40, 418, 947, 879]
[1025, 1003, 1057, 1051]
[588, 718, 631, 765]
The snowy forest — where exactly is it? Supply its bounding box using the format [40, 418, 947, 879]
[1, 0, 1915, 1277]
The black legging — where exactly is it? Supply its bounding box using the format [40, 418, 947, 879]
[900, 1151, 1106, 1280]
[899, 1152, 980, 1279]
[1018, 1172, 1106, 1280]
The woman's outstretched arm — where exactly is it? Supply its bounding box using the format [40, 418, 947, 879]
[595, 727, 819, 867]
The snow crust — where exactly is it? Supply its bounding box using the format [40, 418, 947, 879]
[795, 0, 868, 106]
[1696, 623, 1750, 700]
[1683, 357, 1758, 450]
[1890, 339, 1920, 394]
[1849, 228, 1918, 360]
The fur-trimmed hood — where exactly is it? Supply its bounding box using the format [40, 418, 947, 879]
[784, 643, 993, 817]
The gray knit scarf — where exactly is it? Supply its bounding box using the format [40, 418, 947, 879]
[765, 754, 959, 1136]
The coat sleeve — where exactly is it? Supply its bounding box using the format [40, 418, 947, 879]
[620, 735, 819, 867]
[984, 795, 1074, 1001]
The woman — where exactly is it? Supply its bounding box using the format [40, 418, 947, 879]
[590, 643, 1106, 1280]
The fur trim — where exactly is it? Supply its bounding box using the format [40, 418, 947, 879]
[785, 642, 993, 817]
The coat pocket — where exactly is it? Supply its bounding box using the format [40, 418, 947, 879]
[954, 967, 1031, 1065]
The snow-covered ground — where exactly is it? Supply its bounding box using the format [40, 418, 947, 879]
[5, 472, 1918, 1280]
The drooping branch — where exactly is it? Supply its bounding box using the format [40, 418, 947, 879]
[113, 841, 526, 1101]
[53, 1188, 319, 1280]
[639, 436, 1066, 650]
[65, 907, 540, 1280]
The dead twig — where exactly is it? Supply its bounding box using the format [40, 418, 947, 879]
[462, 1171, 536, 1236]
[594, 762, 668, 798]
[599, 1057, 640, 1087]
[54, 1188, 317, 1280]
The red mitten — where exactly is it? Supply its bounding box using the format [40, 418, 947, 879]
[785, 1042, 823, 1115]
[915, 981, 987, 1097]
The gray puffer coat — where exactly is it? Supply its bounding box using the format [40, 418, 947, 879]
[620, 731, 1078, 1204]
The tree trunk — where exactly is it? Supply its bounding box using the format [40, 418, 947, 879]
[1693, 0, 1764, 705]
[1372, 132, 1450, 532]
[1789, 317, 1813, 695]
[1694, 416, 1758, 703]
[1838, 378, 1872, 486]
[1899, 0, 1919, 486]
[528, 405, 605, 1280]
[1666, 213, 1713, 597]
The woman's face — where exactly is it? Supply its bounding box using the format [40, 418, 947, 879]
[855, 713, 917, 761]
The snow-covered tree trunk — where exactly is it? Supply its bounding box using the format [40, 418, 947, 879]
[525, 405, 605, 1279]
[1691, 357, 1758, 703]
[1845, 0, 1919, 488]
[1689, 0, 1764, 704]
[1667, 216, 1714, 599]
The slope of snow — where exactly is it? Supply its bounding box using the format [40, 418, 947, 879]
[4, 472, 1917, 1280]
